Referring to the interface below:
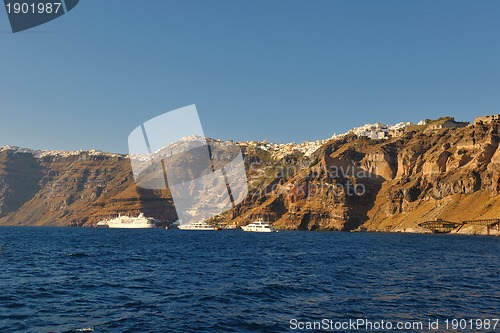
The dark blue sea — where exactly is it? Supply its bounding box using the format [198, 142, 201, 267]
[0, 228, 498, 333]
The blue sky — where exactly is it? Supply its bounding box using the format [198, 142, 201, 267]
[1, 0, 499, 153]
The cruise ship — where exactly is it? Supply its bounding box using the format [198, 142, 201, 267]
[241, 220, 277, 232]
[178, 221, 217, 230]
[97, 213, 158, 229]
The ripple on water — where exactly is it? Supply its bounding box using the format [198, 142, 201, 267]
[0, 228, 498, 333]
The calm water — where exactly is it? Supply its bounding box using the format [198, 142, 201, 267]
[0, 228, 498, 333]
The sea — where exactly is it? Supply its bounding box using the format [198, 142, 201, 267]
[0, 228, 498, 333]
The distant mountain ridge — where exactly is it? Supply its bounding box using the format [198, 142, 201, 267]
[1, 117, 499, 235]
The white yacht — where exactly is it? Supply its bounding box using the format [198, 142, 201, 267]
[241, 220, 277, 232]
[98, 213, 158, 229]
[178, 221, 217, 230]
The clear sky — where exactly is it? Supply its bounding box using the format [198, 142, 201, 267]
[1, 0, 499, 153]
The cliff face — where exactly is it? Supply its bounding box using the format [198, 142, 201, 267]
[1, 121, 499, 234]
[364, 122, 500, 234]
[0, 150, 175, 226]
[0, 151, 43, 218]
[225, 122, 500, 235]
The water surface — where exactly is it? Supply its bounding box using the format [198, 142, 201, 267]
[0, 228, 498, 332]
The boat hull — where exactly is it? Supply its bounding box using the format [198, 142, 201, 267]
[178, 225, 216, 231]
[241, 226, 276, 232]
[106, 222, 156, 229]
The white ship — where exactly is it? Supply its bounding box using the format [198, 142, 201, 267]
[178, 221, 217, 231]
[98, 213, 158, 229]
[241, 220, 277, 232]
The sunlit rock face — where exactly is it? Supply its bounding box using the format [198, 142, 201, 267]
[1, 119, 499, 235]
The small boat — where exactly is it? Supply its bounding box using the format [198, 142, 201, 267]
[241, 220, 277, 232]
[178, 221, 217, 231]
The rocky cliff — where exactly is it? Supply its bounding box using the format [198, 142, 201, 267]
[1, 118, 499, 234]
[225, 120, 500, 235]
[0, 149, 175, 226]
